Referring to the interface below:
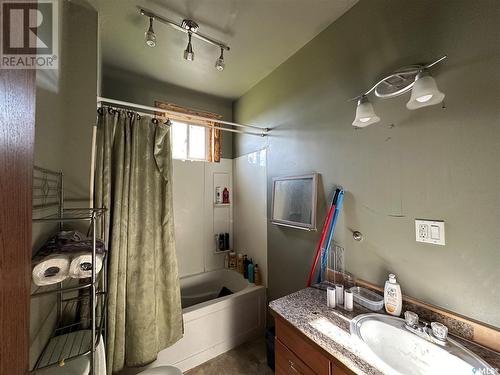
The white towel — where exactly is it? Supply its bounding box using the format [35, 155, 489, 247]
[69, 253, 104, 279]
[32, 254, 70, 286]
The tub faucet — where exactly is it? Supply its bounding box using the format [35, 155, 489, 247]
[403, 311, 448, 346]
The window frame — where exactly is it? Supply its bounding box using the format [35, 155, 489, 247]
[171, 119, 209, 162]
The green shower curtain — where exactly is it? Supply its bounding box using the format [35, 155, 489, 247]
[94, 108, 183, 373]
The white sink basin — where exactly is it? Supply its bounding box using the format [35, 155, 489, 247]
[350, 313, 498, 375]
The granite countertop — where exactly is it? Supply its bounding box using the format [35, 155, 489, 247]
[269, 287, 500, 375]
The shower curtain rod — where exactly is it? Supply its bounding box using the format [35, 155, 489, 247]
[97, 96, 269, 137]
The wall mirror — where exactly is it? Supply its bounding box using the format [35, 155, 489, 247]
[271, 173, 318, 231]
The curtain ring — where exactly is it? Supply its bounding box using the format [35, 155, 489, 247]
[97, 107, 104, 116]
[152, 118, 159, 125]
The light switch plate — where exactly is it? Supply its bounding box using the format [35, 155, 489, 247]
[415, 219, 445, 245]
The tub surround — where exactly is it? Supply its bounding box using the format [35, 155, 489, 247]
[269, 288, 500, 375]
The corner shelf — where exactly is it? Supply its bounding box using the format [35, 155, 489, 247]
[213, 203, 231, 207]
[214, 249, 232, 254]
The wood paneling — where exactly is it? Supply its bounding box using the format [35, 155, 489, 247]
[0, 69, 36, 374]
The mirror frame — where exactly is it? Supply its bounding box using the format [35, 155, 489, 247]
[271, 173, 318, 231]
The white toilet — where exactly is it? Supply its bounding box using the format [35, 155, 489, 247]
[139, 366, 183, 375]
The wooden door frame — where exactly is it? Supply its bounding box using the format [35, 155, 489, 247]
[0, 69, 36, 374]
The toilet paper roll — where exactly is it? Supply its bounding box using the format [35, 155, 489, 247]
[69, 253, 104, 279]
[32, 254, 70, 286]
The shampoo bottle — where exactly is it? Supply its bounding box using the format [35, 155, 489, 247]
[248, 259, 254, 283]
[384, 273, 402, 316]
[254, 264, 261, 285]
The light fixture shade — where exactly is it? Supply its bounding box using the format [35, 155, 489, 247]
[215, 48, 224, 71]
[183, 33, 194, 61]
[352, 96, 380, 127]
[145, 18, 156, 47]
[406, 71, 445, 110]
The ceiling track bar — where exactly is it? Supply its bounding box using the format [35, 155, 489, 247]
[97, 96, 269, 137]
[139, 7, 230, 51]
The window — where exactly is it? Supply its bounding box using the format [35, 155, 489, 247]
[171, 120, 208, 161]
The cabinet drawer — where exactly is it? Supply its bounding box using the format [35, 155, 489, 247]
[276, 319, 330, 375]
[276, 338, 316, 375]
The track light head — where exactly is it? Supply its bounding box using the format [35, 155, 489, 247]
[352, 95, 380, 128]
[184, 32, 194, 61]
[215, 48, 225, 71]
[145, 17, 156, 47]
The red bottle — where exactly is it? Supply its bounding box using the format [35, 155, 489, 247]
[222, 187, 230, 204]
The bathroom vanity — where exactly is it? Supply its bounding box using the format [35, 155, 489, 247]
[270, 288, 500, 375]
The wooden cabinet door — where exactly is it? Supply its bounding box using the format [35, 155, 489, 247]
[276, 338, 318, 375]
[332, 363, 354, 375]
[276, 318, 331, 374]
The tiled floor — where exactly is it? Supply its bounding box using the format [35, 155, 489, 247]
[185, 338, 274, 375]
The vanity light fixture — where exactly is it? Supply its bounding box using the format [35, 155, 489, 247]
[406, 70, 445, 110]
[139, 7, 230, 70]
[351, 56, 447, 128]
[352, 95, 380, 127]
[144, 17, 156, 47]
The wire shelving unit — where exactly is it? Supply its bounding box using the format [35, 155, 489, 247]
[30, 166, 107, 374]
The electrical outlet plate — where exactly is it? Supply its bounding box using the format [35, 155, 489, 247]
[415, 219, 445, 246]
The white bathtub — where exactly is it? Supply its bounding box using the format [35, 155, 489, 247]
[127, 269, 266, 374]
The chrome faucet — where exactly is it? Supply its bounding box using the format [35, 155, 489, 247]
[403, 311, 449, 346]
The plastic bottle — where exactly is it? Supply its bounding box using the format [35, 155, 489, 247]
[254, 264, 261, 285]
[384, 273, 402, 316]
[224, 254, 229, 269]
[243, 255, 249, 279]
[229, 251, 237, 269]
[222, 187, 230, 203]
[237, 254, 244, 274]
[248, 259, 254, 283]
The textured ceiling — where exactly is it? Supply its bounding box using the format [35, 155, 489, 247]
[93, 0, 358, 99]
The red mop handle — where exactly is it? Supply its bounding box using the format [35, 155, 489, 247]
[306, 203, 336, 287]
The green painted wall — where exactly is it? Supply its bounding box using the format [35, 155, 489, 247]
[102, 66, 234, 158]
[234, 0, 500, 327]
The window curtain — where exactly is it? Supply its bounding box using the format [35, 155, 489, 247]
[154, 101, 222, 162]
[94, 108, 183, 373]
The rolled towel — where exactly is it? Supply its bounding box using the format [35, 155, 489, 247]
[32, 254, 71, 286]
[69, 253, 104, 279]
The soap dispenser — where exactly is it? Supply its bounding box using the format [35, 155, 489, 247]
[384, 273, 402, 316]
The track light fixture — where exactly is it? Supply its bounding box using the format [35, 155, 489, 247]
[144, 17, 156, 47]
[215, 48, 225, 71]
[140, 8, 230, 71]
[351, 56, 447, 128]
[184, 32, 194, 61]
